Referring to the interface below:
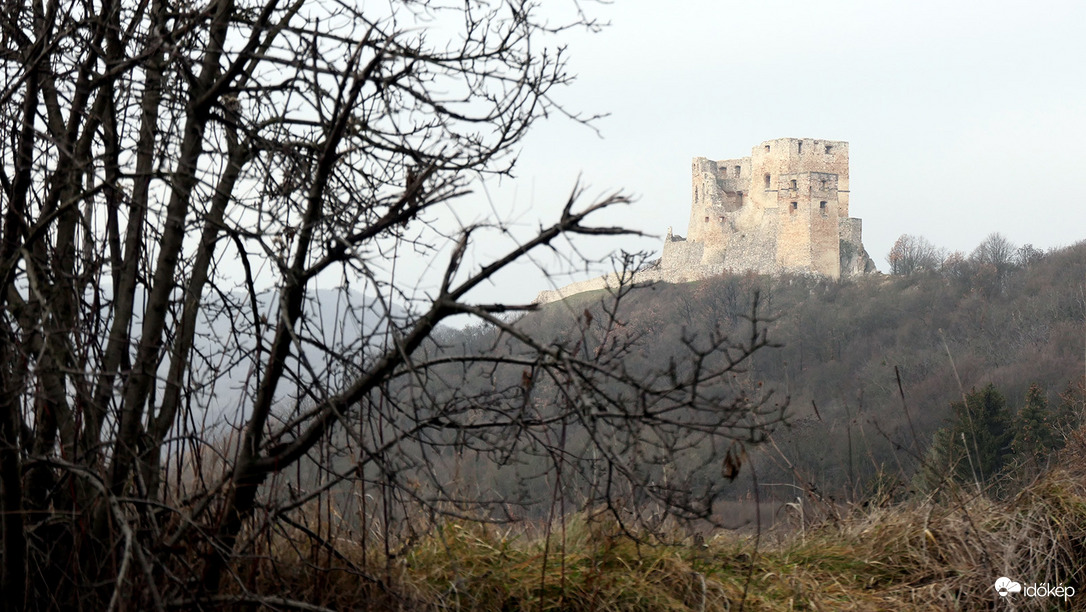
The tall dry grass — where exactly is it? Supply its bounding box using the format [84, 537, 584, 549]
[192, 427, 1086, 611]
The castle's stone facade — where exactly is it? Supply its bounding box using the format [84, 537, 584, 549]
[672, 137, 875, 279]
[536, 138, 875, 303]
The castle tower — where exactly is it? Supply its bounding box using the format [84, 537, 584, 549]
[535, 138, 876, 304]
[679, 138, 872, 279]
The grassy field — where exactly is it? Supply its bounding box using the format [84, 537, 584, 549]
[230, 430, 1086, 610]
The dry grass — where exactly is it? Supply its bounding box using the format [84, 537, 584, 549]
[212, 432, 1086, 610]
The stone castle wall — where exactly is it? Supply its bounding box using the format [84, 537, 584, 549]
[661, 234, 705, 269]
[536, 138, 876, 304]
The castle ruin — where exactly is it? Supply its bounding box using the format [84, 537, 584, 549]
[664, 137, 875, 280]
[535, 138, 875, 303]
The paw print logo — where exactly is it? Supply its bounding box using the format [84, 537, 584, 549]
[995, 577, 1022, 597]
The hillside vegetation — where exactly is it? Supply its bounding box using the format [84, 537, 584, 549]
[186, 238, 1086, 610]
[256, 237, 1086, 610]
[232, 427, 1086, 610]
[510, 238, 1086, 505]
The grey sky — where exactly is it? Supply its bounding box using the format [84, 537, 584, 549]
[442, 0, 1086, 304]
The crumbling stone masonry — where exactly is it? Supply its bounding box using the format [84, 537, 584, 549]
[536, 138, 876, 303]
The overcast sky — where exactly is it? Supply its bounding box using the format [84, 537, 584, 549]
[432, 0, 1086, 306]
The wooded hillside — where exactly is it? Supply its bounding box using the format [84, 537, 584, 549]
[490, 238, 1086, 505]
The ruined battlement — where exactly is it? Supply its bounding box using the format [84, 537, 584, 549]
[677, 137, 873, 280]
[535, 138, 875, 304]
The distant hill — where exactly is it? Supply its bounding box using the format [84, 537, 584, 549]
[275, 239, 1086, 522]
[483, 239, 1086, 501]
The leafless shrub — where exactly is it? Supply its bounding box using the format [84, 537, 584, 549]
[0, 1, 785, 608]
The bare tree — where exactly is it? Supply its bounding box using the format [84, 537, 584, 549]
[971, 232, 1017, 271]
[0, 0, 785, 608]
[1015, 243, 1044, 267]
[886, 233, 945, 276]
[971, 232, 1018, 294]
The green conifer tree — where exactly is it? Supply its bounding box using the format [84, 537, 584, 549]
[919, 384, 1014, 491]
[1013, 383, 1059, 463]
[1056, 380, 1085, 433]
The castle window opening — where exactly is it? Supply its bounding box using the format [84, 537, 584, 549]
[734, 165, 741, 177]
[825, 145, 833, 154]
[791, 201, 798, 210]
[765, 145, 771, 152]
[764, 174, 771, 189]
[820, 201, 827, 215]
[797, 142, 803, 154]
[820, 179, 827, 189]
[704, 216, 709, 223]
[790, 179, 797, 190]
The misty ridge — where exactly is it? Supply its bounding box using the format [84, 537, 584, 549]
[77, 285, 407, 419]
